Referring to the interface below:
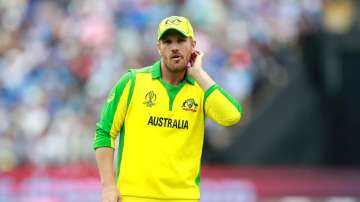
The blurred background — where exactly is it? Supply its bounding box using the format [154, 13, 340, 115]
[1, 0, 360, 201]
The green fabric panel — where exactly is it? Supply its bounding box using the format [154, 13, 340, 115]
[136, 66, 153, 74]
[116, 125, 126, 180]
[218, 87, 243, 113]
[93, 126, 112, 149]
[159, 79, 186, 111]
[151, 61, 162, 79]
[93, 72, 131, 149]
[195, 161, 201, 190]
[185, 75, 195, 85]
[127, 70, 136, 107]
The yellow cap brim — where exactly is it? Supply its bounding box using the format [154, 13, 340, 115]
[158, 28, 189, 40]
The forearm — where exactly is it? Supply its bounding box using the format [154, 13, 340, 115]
[95, 147, 117, 187]
[190, 68, 215, 91]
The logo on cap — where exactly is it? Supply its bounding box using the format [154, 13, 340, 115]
[165, 17, 182, 26]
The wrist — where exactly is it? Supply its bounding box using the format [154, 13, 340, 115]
[101, 178, 117, 188]
[190, 67, 206, 80]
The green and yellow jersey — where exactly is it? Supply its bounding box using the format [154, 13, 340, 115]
[93, 61, 242, 200]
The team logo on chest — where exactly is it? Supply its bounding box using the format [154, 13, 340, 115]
[182, 98, 198, 112]
[143, 90, 156, 107]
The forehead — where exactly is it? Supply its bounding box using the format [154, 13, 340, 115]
[160, 29, 187, 40]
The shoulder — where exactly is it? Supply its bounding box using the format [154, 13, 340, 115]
[127, 65, 153, 83]
[131, 66, 152, 74]
[116, 65, 152, 83]
[116, 71, 132, 84]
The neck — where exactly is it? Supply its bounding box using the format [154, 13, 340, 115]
[161, 62, 186, 86]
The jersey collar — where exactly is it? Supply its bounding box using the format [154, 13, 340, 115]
[151, 60, 195, 85]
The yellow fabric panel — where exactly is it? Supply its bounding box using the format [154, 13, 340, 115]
[109, 81, 131, 148]
[122, 196, 198, 202]
[205, 89, 241, 126]
[117, 72, 204, 199]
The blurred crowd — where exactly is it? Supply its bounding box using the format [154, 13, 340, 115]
[0, 0, 322, 170]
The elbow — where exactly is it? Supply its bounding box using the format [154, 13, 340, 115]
[219, 112, 241, 126]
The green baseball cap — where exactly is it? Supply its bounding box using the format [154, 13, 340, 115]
[157, 16, 195, 40]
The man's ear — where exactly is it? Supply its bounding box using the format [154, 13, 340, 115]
[191, 38, 196, 51]
[156, 41, 161, 55]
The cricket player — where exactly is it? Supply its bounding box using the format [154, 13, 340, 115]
[93, 16, 243, 202]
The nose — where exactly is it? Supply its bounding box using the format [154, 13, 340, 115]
[170, 43, 179, 52]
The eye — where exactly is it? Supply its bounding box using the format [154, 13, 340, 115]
[178, 38, 186, 43]
[163, 39, 172, 44]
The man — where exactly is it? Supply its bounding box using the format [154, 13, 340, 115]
[93, 16, 243, 202]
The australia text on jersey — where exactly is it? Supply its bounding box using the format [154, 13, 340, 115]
[147, 116, 188, 130]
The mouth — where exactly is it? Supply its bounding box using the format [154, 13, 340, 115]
[171, 54, 182, 60]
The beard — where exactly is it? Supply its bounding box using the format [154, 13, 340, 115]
[164, 56, 188, 73]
